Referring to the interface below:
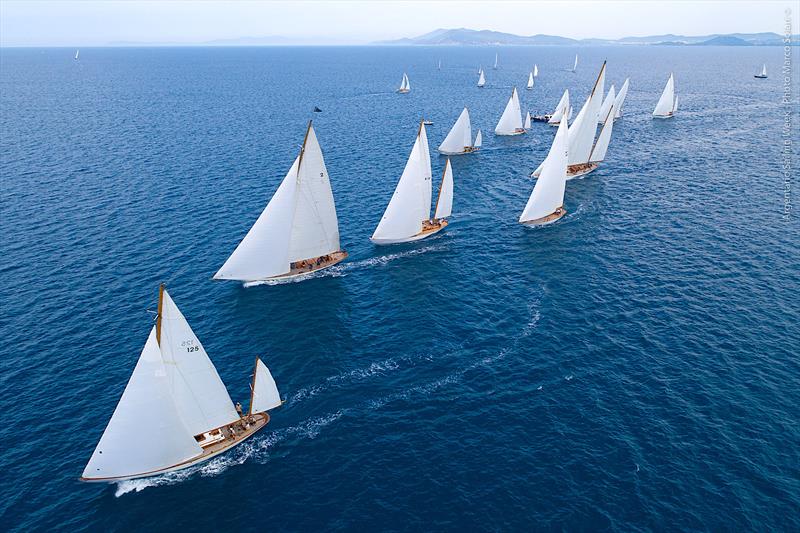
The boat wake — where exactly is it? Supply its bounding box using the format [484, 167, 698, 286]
[346, 244, 448, 270]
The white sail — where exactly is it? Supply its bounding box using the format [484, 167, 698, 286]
[527, 72, 534, 89]
[433, 159, 454, 219]
[673, 95, 679, 113]
[494, 53, 499, 69]
[250, 358, 281, 414]
[287, 124, 341, 262]
[597, 85, 616, 124]
[614, 78, 630, 118]
[568, 106, 573, 120]
[495, 87, 523, 135]
[590, 102, 616, 163]
[159, 289, 239, 436]
[82, 328, 203, 480]
[567, 62, 606, 165]
[399, 73, 410, 92]
[572, 54, 578, 71]
[653, 73, 675, 116]
[760, 64, 767, 76]
[75, 49, 79, 60]
[548, 89, 571, 124]
[438, 108, 473, 155]
[524, 112, 532, 129]
[371, 126, 429, 241]
[474, 129, 483, 148]
[477, 69, 485, 87]
[534, 64, 539, 77]
[419, 122, 433, 216]
[438, 60, 442, 70]
[520, 116, 569, 223]
[214, 158, 298, 281]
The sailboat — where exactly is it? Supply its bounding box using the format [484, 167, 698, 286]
[74, 49, 80, 60]
[477, 68, 486, 87]
[214, 121, 347, 285]
[438, 59, 442, 71]
[754, 64, 767, 79]
[533, 64, 539, 77]
[597, 85, 616, 124]
[544, 89, 571, 125]
[653, 73, 677, 118]
[520, 112, 569, 226]
[613, 78, 630, 119]
[81, 285, 283, 483]
[397, 72, 411, 93]
[527, 70, 535, 90]
[532, 61, 608, 179]
[371, 122, 453, 244]
[495, 87, 525, 136]
[438, 108, 481, 155]
[524, 111, 532, 130]
[569, 54, 578, 72]
[493, 53, 499, 70]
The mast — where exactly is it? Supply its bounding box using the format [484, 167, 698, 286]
[297, 120, 313, 170]
[155, 283, 164, 345]
[248, 356, 259, 416]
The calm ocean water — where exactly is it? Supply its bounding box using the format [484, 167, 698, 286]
[1, 45, 799, 531]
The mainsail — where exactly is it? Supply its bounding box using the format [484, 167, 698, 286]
[438, 108, 474, 155]
[520, 115, 569, 223]
[495, 87, 524, 135]
[598, 85, 616, 123]
[215, 122, 342, 282]
[548, 89, 571, 125]
[567, 61, 606, 165]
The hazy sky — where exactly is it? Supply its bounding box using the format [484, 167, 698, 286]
[1, 0, 796, 46]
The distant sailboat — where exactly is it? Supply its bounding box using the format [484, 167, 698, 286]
[520, 113, 569, 226]
[438, 59, 442, 70]
[653, 73, 677, 118]
[477, 69, 486, 87]
[398, 72, 411, 93]
[493, 53, 499, 70]
[215, 121, 347, 285]
[474, 129, 483, 149]
[527, 71, 535, 90]
[371, 122, 453, 244]
[597, 85, 616, 124]
[74, 49, 79, 60]
[438, 108, 480, 155]
[613, 78, 630, 119]
[524, 111, 532, 130]
[754, 64, 767, 79]
[533, 64, 539, 77]
[570, 54, 578, 72]
[495, 87, 525, 136]
[532, 61, 608, 179]
[81, 285, 283, 482]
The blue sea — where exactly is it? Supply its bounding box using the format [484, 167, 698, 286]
[1, 45, 798, 531]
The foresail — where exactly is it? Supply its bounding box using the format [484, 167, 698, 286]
[287, 124, 341, 262]
[567, 62, 605, 165]
[598, 85, 616, 124]
[614, 79, 630, 118]
[82, 328, 201, 480]
[590, 102, 616, 162]
[434, 159, 454, 219]
[549, 89, 570, 124]
[250, 359, 282, 414]
[159, 289, 240, 436]
[214, 158, 298, 281]
[474, 129, 483, 148]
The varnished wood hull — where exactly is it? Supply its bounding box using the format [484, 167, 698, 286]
[370, 219, 448, 245]
[520, 208, 566, 226]
[80, 413, 270, 483]
[242, 250, 348, 286]
[566, 163, 599, 180]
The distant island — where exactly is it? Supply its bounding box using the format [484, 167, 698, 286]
[375, 28, 800, 47]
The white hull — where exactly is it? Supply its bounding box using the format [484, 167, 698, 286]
[370, 221, 448, 245]
[437, 148, 478, 156]
[652, 113, 674, 119]
[495, 130, 526, 137]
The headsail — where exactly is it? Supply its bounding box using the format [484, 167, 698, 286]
[438, 108, 473, 155]
[598, 85, 616, 124]
[82, 327, 203, 481]
[250, 358, 282, 414]
[433, 159, 454, 220]
[495, 87, 523, 135]
[590, 102, 616, 163]
[614, 78, 630, 118]
[567, 61, 606, 165]
[548, 89, 571, 125]
[524, 112, 532, 129]
[474, 129, 483, 148]
[520, 116, 569, 223]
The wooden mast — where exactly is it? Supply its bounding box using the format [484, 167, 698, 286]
[155, 283, 165, 345]
[248, 356, 259, 416]
[297, 120, 312, 170]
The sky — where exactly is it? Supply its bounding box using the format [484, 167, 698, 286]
[0, 0, 797, 47]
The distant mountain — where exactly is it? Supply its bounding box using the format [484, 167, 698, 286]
[375, 28, 799, 46]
